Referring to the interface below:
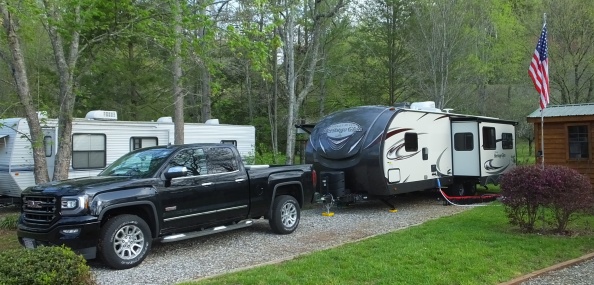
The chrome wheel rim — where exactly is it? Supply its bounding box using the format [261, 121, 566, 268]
[113, 225, 145, 260]
[281, 202, 298, 228]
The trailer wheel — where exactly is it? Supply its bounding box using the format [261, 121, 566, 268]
[98, 214, 152, 269]
[447, 183, 465, 197]
[463, 182, 477, 196]
[269, 195, 300, 234]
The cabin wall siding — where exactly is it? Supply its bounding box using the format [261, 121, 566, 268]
[532, 117, 594, 185]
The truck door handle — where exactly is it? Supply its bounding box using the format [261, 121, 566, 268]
[201, 182, 214, 186]
[235, 178, 246, 182]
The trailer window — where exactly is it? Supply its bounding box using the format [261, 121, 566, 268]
[44, 136, 52, 157]
[454, 133, 473, 151]
[131, 137, 158, 151]
[207, 147, 238, 174]
[404, 133, 418, 152]
[72, 134, 106, 169]
[482, 127, 496, 150]
[568, 125, 589, 159]
[502, 133, 513, 149]
[221, 140, 237, 146]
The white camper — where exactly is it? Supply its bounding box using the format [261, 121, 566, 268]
[303, 102, 517, 206]
[0, 111, 255, 197]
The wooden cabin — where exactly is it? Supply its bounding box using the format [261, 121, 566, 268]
[527, 103, 594, 184]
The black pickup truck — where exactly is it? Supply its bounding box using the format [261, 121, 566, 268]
[17, 143, 316, 269]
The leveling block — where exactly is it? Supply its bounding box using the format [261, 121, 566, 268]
[322, 211, 335, 217]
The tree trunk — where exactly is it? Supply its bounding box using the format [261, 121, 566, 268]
[43, 0, 80, 181]
[172, 0, 184, 145]
[0, 2, 49, 184]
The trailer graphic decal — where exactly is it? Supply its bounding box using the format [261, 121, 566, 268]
[321, 122, 363, 152]
[386, 142, 419, 160]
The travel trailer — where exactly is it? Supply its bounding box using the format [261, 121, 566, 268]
[302, 102, 517, 207]
[0, 111, 255, 197]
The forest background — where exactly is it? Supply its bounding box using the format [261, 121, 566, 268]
[1, 0, 593, 183]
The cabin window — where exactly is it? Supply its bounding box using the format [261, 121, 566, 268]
[72, 134, 106, 169]
[221, 140, 237, 146]
[131, 137, 158, 151]
[454, 133, 473, 151]
[207, 147, 238, 174]
[44, 136, 52, 157]
[502, 133, 514, 149]
[404, 133, 418, 152]
[482, 127, 496, 150]
[568, 125, 589, 159]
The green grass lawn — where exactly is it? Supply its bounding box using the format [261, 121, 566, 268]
[516, 139, 536, 166]
[184, 204, 594, 285]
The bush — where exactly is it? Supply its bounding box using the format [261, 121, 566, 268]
[0, 214, 19, 230]
[0, 246, 96, 285]
[500, 165, 594, 233]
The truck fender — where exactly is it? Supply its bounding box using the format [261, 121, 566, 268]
[267, 181, 304, 217]
[91, 188, 160, 239]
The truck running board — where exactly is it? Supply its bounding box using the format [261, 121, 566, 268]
[160, 220, 254, 243]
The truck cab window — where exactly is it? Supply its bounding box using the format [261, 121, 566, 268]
[207, 147, 238, 174]
[168, 148, 206, 176]
[404, 132, 418, 152]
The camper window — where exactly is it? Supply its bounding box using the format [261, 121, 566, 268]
[502, 133, 514, 149]
[568, 125, 589, 159]
[482, 127, 496, 150]
[221, 140, 237, 146]
[44, 136, 53, 157]
[131, 137, 158, 151]
[404, 133, 418, 152]
[72, 134, 106, 169]
[454, 133, 473, 151]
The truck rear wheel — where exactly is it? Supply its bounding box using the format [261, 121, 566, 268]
[269, 195, 300, 234]
[98, 214, 152, 269]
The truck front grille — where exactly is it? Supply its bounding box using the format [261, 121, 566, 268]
[22, 196, 58, 226]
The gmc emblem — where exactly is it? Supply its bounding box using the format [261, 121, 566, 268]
[26, 200, 43, 209]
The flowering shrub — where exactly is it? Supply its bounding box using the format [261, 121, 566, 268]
[500, 165, 594, 233]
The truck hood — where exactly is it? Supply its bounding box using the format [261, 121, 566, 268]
[23, 176, 158, 196]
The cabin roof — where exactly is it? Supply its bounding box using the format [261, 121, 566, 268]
[527, 103, 594, 118]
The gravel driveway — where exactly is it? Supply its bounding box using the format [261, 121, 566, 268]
[90, 192, 468, 285]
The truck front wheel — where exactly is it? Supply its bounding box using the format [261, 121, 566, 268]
[269, 195, 300, 234]
[98, 214, 152, 269]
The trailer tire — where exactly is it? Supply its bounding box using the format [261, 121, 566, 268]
[447, 183, 465, 197]
[269, 195, 300, 234]
[98, 214, 152, 269]
[463, 182, 477, 196]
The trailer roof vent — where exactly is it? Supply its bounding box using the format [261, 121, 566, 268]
[157, 117, 173, 123]
[85, 110, 118, 121]
[205, 119, 219, 125]
[410, 101, 442, 112]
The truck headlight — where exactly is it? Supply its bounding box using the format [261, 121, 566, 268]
[60, 195, 88, 215]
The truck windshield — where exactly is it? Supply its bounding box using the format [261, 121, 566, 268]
[99, 147, 175, 178]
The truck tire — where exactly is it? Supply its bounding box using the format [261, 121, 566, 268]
[269, 195, 300, 234]
[98, 214, 152, 269]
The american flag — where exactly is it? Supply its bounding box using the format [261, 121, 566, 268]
[528, 24, 549, 110]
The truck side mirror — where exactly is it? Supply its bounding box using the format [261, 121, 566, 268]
[164, 166, 188, 180]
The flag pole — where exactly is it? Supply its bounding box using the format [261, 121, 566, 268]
[540, 13, 546, 169]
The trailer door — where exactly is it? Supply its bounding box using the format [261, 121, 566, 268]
[451, 121, 480, 176]
[42, 128, 56, 178]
